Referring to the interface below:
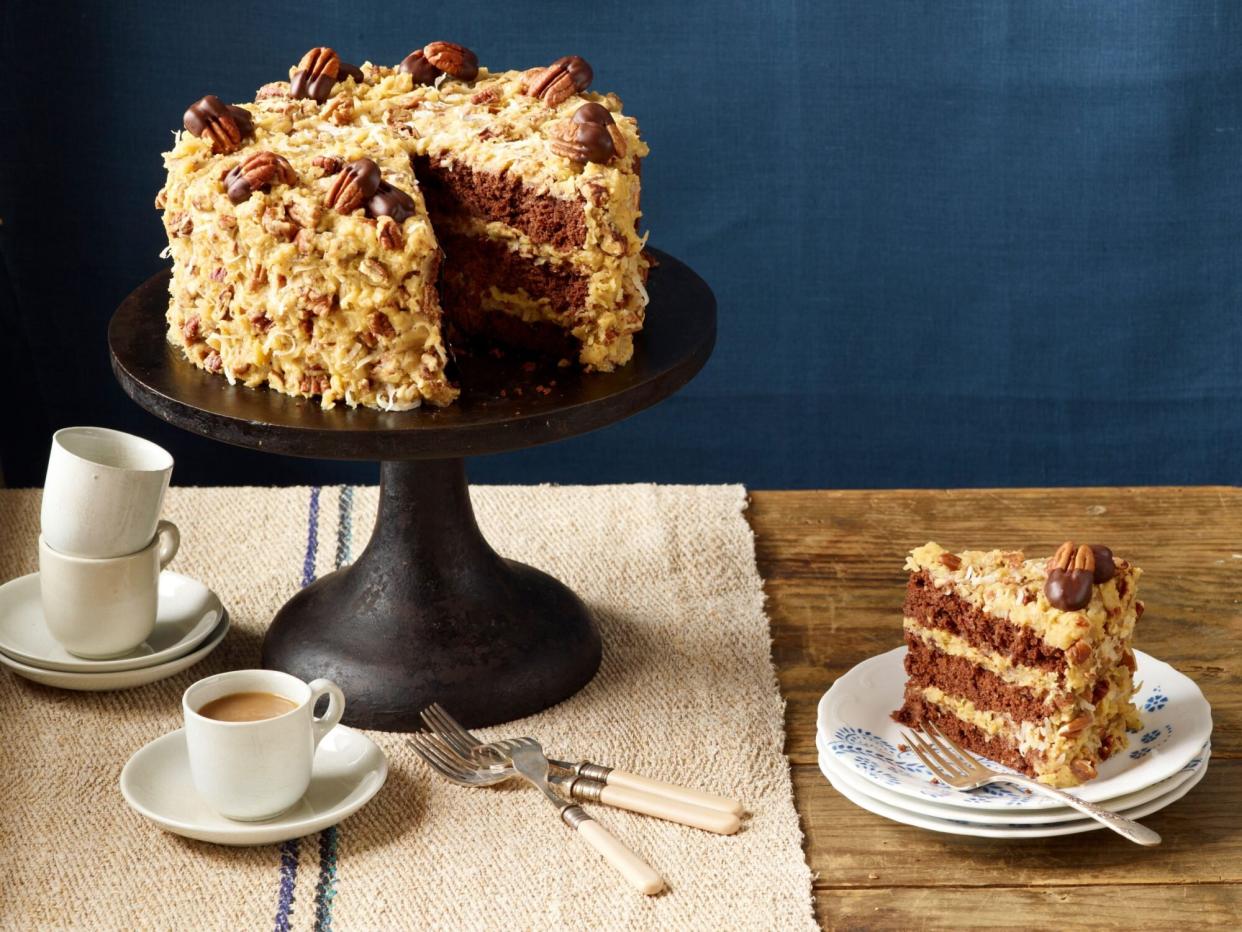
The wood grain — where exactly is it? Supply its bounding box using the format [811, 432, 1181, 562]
[749, 487, 1242, 930]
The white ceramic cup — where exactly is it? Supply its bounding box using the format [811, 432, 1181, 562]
[42, 426, 175, 558]
[38, 521, 180, 658]
[183, 669, 346, 822]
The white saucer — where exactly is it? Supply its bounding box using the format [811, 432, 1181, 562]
[820, 744, 1208, 838]
[0, 572, 223, 672]
[818, 647, 1212, 810]
[120, 725, 388, 846]
[818, 728, 1209, 825]
[0, 612, 229, 690]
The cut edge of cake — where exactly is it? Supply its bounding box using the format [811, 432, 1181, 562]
[892, 541, 1143, 787]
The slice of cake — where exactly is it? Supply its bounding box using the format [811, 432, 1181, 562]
[156, 42, 649, 410]
[893, 541, 1143, 787]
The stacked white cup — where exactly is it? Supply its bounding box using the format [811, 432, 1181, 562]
[39, 427, 180, 658]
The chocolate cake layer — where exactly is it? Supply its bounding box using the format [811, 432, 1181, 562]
[437, 229, 590, 309]
[905, 571, 1067, 673]
[894, 690, 1036, 777]
[440, 274, 579, 357]
[902, 634, 1051, 722]
[413, 154, 587, 249]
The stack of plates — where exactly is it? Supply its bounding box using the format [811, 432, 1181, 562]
[0, 572, 228, 691]
[816, 647, 1213, 838]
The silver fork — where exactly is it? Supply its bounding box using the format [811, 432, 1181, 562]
[407, 731, 665, 895]
[901, 721, 1161, 846]
[419, 705, 739, 834]
[421, 702, 744, 816]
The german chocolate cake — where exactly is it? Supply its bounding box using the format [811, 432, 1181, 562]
[156, 43, 649, 409]
[894, 541, 1143, 787]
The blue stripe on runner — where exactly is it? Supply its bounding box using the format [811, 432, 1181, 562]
[310, 486, 353, 931]
[273, 486, 322, 932]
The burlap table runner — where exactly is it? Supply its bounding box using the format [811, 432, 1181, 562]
[0, 484, 814, 930]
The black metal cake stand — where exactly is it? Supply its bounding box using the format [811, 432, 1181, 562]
[108, 249, 715, 730]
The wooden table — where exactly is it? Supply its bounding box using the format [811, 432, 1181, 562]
[749, 487, 1240, 930]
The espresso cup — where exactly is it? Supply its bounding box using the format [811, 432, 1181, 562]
[42, 426, 174, 559]
[38, 521, 180, 658]
[183, 670, 346, 822]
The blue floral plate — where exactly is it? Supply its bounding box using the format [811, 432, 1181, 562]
[818, 647, 1212, 810]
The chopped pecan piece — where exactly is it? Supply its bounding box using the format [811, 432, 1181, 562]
[247, 265, 268, 292]
[358, 258, 390, 285]
[256, 82, 290, 100]
[312, 155, 343, 176]
[1066, 639, 1093, 665]
[154, 188, 167, 210]
[182, 315, 202, 344]
[471, 87, 499, 105]
[295, 228, 315, 254]
[287, 201, 322, 229]
[248, 311, 273, 332]
[377, 215, 403, 250]
[938, 552, 962, 571]
[368, 311, 396, 338]
[291, 46, 341, 103]
[323, 94, 355, 125]
[525, 55, 593, 106]
[299, 371, 330, 395]
[423, 41, 479, 81]
[183, 95, 253, 154]
[261, 206, 296, 239]
[204, 351, 223, 373]
[1070, 758, 1098, 782]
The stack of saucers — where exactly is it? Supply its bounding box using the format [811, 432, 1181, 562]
[0, 572, 228, 691]
[816, 647, 1212, 838]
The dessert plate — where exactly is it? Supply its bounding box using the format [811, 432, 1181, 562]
[817, 730, 1209, 825]
[0, 612, 229, 690]
[819, 647, 1212, 810]
[120, 725, 388, 846]
[0, 572, 223, 672]
[819, 744, 1207, 839]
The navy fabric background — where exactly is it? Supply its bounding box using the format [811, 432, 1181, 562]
[2, 1, 1240, 488]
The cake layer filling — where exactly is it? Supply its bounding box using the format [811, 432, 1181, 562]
[894, 691, 1032, 775]
[905, 571, 1068, 672]
[902, 634, 1053, 721]
[414, 153, 587, 249]
[903, 618, 1065, 697]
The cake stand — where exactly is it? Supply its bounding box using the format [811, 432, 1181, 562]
[108, 250, 715, 730]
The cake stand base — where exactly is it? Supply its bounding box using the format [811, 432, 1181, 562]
[260, 458, 601, 729]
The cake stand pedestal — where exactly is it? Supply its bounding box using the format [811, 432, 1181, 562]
[108, 250, 715, 729]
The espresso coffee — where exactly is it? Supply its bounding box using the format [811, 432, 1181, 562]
[198, 691, 297, 723]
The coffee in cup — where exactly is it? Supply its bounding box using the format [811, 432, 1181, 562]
[183, 669, 346, 821]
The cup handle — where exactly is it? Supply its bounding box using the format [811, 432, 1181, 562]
[155, 520, 180, 569]
[308, 678, 346, 748]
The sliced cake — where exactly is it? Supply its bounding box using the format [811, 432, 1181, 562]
[156, 42, 649, 410]
[893, 541, 1143, 787]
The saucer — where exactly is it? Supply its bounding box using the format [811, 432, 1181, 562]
[818, 647, 1212, 810]
[818, 728, 1209, 825]
[820, 743, 1208, 838]
[0, 571, 223, 672]
[120, 725, 388, 846]
[0, 612, 229, 690]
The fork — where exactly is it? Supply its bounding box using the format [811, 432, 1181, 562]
[421, 702, 744, 816]
[408, 731, 665, 895]
[420, 705, 739, 834]
[901, 721, 1162, 846]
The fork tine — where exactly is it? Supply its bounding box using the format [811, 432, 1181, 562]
[900, 731, 944, 777]
[906, 726, 966, 779]
[407, 734, 476, 785]
[923, 720, 979, 773]
[409, 731, 479, 782]
[421, 705, 480, 760]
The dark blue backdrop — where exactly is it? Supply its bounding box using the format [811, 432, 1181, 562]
[2, 1, 1240, 488]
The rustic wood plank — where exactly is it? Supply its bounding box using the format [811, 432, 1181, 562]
[816, 883, 1242, 930]
[749, 488, 1242, 767]
[792, 760, 1240, 889]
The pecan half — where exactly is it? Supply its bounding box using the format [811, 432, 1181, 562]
[224, 151, 298, 204]
[398, 49, 441, 85]
[423, 41, 479, 81]
[1070, 758, 1098, 782]
[291, 47, 341, 103]
[1045, 541, 1094, 611]
[525, 55, 593, 106]
[183, 95, 254, 154]
[312, 155, 343, 176]
[547, 119, 615, 164]
[325, 158, 382, 214]
[573, 101, 625, 158]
